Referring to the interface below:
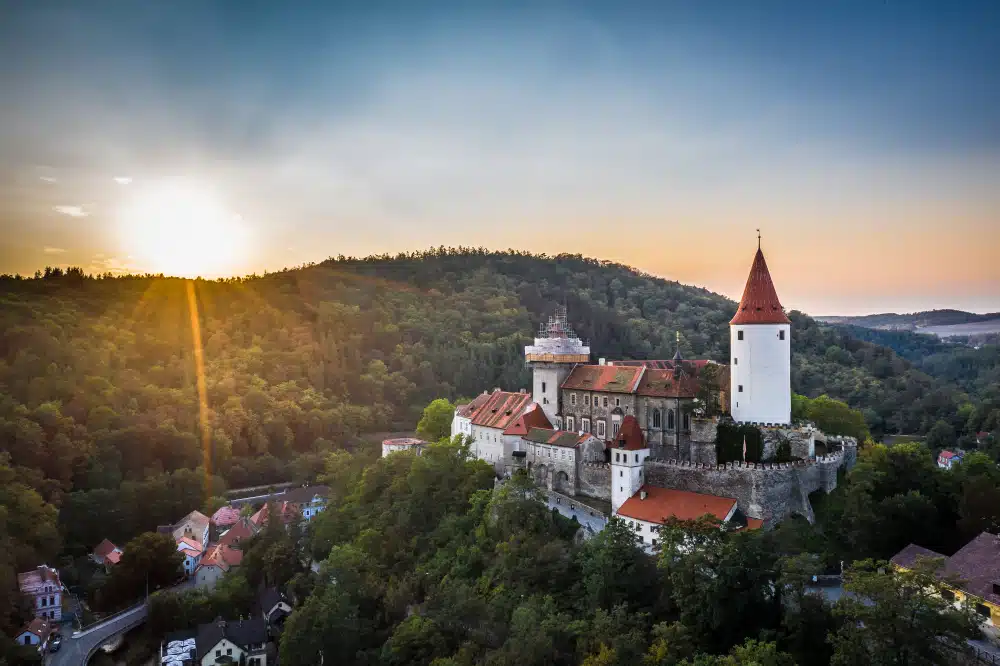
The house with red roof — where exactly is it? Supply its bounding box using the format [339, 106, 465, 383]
[616, 486, 739, 549]
[195, 542, 244, 589]
[177, 537, 205, 577]
[938, 450, 964, 469]
[459, 388, 537, 474]
[211, 505, 241, 530]
[91, 539, 122, 569]
[12, 618, 54, 652]
[521, 425, 604, 494]
[17, 565, 63, 621]
[219, 517, 260, 549]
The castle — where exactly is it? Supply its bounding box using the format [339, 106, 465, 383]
[452, 245, 856, 535]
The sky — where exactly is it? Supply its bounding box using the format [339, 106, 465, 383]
[1, 1, 998, 315]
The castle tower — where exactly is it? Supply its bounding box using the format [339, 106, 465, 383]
[729, 243, 791, 425]
[611, 415, 649, 514]
[524, 307, 590, 425]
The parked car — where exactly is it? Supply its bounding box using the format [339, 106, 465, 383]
[49, 635, 62, 652]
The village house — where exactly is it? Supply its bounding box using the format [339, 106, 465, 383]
[177, 537, 205, 577]
[937, 450, 964, 470]
[91, 539, 122, 569]
[616, 487, 741, 549]
[258, 586, 293, 630]
[219, 517, 260, 549]
[381, 437, 428, 458]
[891, 532, 1000, 627]
[197, 617, 269, 666]
[195, 543, 243, 589]
[280, 485, 330, 522]
[12, 618, 54, 652]
[211, 505, 241, 531]
[17, 565, 63, 621]
[171, 511, 212, 548]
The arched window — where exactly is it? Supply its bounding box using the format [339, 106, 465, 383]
[667, 409, 675, 430]
[683, 412, 691, 430]
[652, 408, 661, 428]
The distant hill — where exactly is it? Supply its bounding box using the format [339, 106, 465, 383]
[817, 309, 1000, 338]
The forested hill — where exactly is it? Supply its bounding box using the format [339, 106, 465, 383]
[817, 309, 1000, 330]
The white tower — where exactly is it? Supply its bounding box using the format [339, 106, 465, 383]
[611, 416, 649, 514]
[729, 242, 791, 425]
[524, 307, 590, 425]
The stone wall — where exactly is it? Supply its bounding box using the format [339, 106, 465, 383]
[578, 462, 611, 501]
[644, 445, 852, 527]
[760, 426, 816, 460]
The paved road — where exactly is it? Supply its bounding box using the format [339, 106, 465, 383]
[546, 494, 608, 535]
[46, 604, 147, 666]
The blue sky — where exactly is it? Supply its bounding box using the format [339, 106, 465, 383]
[1, 1, 998, 314]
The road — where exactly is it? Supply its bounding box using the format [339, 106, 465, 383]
[546, 493, 608, 536]
[46, 604, 147, 666]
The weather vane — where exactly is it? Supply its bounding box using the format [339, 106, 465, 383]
[756, 228, 761, 249]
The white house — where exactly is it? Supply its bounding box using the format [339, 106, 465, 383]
[452, 392, 491, 440]
[730, 245, 792, 426]
[177, 537, 205, 577]
[17, 565, 63, 621]
[13, 618, 53, 652]
[462, 389, 534, 473]
[281, 485, 331, 521]
[381, 438, 428, 458]
[196, 618, 269, 666]
[938, 450, 964, 470]
[615, 486, 740, 550]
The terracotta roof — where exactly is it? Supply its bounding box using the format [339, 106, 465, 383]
[612, 415, 646, 450]
[939, 450, 959, 460]
[561, 365, 644, 394]
[382, 437, 426, 448]
[455, 392, 492, 418]
[503, 403, 552, 435]
[199, 543, 243, 572]
[636, 368, 702, 398]
[890, 543, 945, 570]
[745, 518, 764, 530]
[212, 506, 241, 527]
[617, 486, 737, 524]
[219, 518, 259, 548]
[17, 565, 60, 592]
[94, 539, 118, 559]
[251, 501, 299, 527]
[468, 390, 532, 429]
[730, 248, 791, 325]
[523, 427, 591, 448]
[177, 537, 204, 556]
[614, 359, 714, 370]
[18, 618, 53, 641]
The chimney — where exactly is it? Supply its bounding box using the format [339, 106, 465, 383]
[640, 490, 647, 500]
[607, 361, 614, 366]
[599, 358, 606, 366]
[519, 388, 526, 393]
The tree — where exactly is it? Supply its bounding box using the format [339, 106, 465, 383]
[106, 532, 182, 607]
[926, 419, 957, 451]
[416, 399, 455, 442]
[829, 558, 979, 665]
[578, 518, 658, 611]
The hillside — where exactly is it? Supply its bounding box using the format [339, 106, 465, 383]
[817, 309, 1000, 337]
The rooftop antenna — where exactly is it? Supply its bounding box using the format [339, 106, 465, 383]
[757, 228, 761, 250]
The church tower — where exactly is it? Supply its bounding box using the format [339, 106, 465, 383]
[524, 307, 590, 425]
[729, 242, 791, 425]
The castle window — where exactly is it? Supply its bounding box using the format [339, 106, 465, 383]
[585, 394, 590, 406]
[542, 382, 547, 393]
[615, 398, 620, 407]
[635, 454, 639, 463]
[652, 409, 661, 428]
[603, 397, 609, 407]
[734, 357, 738, 365]
[667, 410, 675, 430]
[683, 413, 690, 430]
[597, 420, 606, 438]
[737, 330, 744, 340]
[612, 421, 621, 437]
[615, 452, 620, 462]
[738, 385, 743, 393]
[566, 416, 575, 432]
[620, 470, 623, 477]
[779, 330, 785, 340]
[571, 393, 577, 406]
[582, 418, 590, 433]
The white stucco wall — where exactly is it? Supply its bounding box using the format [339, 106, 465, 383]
[531, 365, 571, 424]
[451, 414, 472, 439]
[730, 323, 791, 425]
[471, 425, 505, 470]
[610, 447, 649, 513]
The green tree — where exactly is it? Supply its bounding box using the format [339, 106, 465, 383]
[107, 532, 182, 606]
[416, 399, 455, 442]
[829, 558, 979, 665]
[925, 419, 957, 451]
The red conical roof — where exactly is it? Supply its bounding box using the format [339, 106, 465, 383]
[730, 248, 791, 325]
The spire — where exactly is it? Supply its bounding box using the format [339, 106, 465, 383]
[672, 331, 683, 363]
[730, 246, 791, 325]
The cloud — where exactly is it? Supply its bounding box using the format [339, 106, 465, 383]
[39, 176, 58, 183]
[53, 205, 88, 217]
[43, 247, 67, 255]
[113, 177, 132, 185]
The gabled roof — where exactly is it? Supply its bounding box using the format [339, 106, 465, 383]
[636, 368, 702, 398]
[731, 248, 791, 325]
[219, 518, 259, 548]
[258, 586, 290, 616]
[177, 537, 204, 556]
[17, 565, 60, 592]
[18, 618, 53, 641]
[196, 618, 267, 658]
[172, 511, 211, 543]
[455, 392, 492, 418]
[617, 486, 737, 525]
[939, 450, 959, 460]
[503, 402, 552, 435]
[199, 543, 243, 572]
[468, 390, 532, 430]
[523, 427, 593, 448]
[614, 359, 715, 371]
[282, 485, 331, 504]
[890, 543, 945, 570]
[941, 532, 1000, 605]
[93, 539, 120, 559]
[612, 415, 646, 450]
[211, 506, 241, 527]
[561, 365, 644, 394]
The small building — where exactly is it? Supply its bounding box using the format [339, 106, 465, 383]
[381, 437, 428, 458]
[615, 486, 739, 550]
[466, 389, 535, 473]
[195, 543, 243, 589]
[196, 617, 269, 666]
[17, 565, 62, 621]
[281, 485, 330, 522]
[452, 392, 492, 440]
[250, 501, 299, 529]
[938, 450, 963, 470]
[13, 618, 53, 652]
[177, 537, 205, 577]
[91, 539, 123, 568]
[172, 511, 212, 549]
[891, 532, 1000, 626]
[211, 505, 241, 530]
[258, 587, 293, 630]
[218, 517, 260, 549]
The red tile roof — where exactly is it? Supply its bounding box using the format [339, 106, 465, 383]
[745, 518, 764, 530]
[18, 618, 53, 642]
[468, 390, 532, 429]
[636, 368, 702, 398]
[612, 415, 646, 450]
[730, 248, 791, 325]
[93, 539, 119, 560]
[939, 450, 957, 460]
[617, 486, 737, 524]
[177, 537, 204, 556]
[219, 518, 259, 548]
[212, 506, 241, 528]
[523, 427, 593, 448]
[614, 359, 714, 371]
[503, 402, 552, 435]
[456, 392, 492, 418]
[199, 542, 243, 572]
[17, 566, 60, 593]
[561, 365, 644, 394]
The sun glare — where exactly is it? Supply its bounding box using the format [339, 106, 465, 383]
[117, 180, 249, 278]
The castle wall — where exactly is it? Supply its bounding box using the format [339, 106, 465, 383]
[578, 462, 612, 501]
[644, 445, 853, 526]
[761, 426, 815, 460]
